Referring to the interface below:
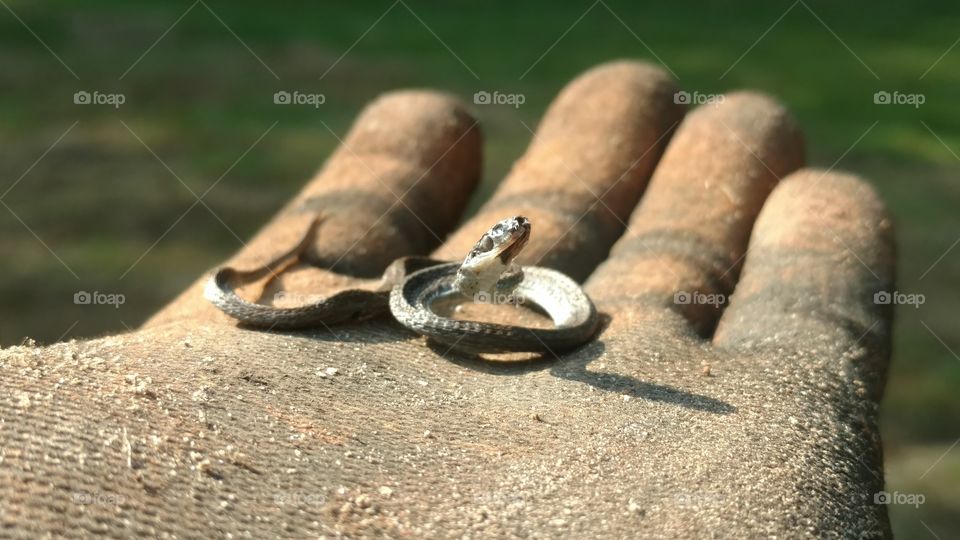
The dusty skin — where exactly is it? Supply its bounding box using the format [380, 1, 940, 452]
[0, 61, 894, 538]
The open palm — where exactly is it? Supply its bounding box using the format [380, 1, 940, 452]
[2, 60, 894, 538]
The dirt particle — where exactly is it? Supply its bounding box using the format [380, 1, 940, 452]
[319, 367, 339, 378]
[16, 393, 32, 408]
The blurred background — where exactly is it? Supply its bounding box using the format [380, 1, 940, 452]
[0, 0, 956, 535]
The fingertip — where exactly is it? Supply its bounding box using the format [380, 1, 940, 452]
[750, 169, 894, 256]
[145, 90, 483, 326]
[586, 91, 805, 335]
[535, 59, 682, 145]
[714, 169, 896, 370]
[289, 89, 482, 275]
[436, 60, 684, 279]
[340, 90, 482, 175]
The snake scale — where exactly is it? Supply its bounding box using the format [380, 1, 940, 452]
[205, 216, 599, 354]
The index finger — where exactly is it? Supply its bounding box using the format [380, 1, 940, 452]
[146, 90, 482, 327]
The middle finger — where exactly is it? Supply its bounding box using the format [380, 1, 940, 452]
[433, 60, 684, 281]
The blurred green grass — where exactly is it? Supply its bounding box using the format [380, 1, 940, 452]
[1, 1, 958, 536]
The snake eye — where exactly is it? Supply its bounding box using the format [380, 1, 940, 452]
[478, 235, 494, 252]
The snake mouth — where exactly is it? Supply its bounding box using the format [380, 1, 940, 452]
[495, 216, 530, 264]
[455, 216, 532, 297]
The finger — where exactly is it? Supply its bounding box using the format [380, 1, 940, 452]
[146, 90, 481, 326]
[280, 90, 482, 276]
[713, 170, 896, 386]
[586, 92, 805, 336]
[433, 60, 684, 281]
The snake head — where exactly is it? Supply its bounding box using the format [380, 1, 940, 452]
[453, 216, 531, 300]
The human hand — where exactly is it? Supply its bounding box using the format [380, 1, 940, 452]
[2, 60, 894, 538]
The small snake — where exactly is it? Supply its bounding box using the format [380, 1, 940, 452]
[204, 216, 599, 354]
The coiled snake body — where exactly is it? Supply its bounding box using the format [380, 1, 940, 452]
[205, 216, 598, 354]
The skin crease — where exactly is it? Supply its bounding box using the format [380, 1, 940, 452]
[0, 61, 895, 538]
